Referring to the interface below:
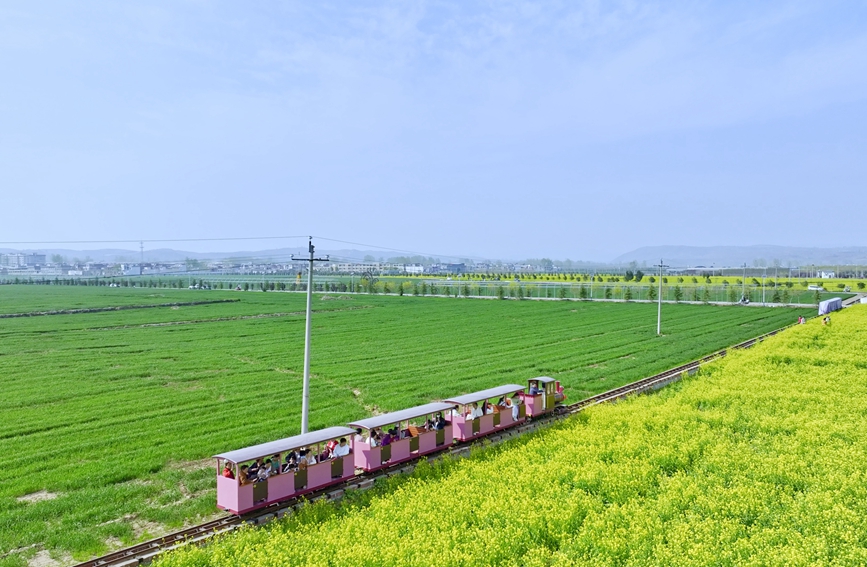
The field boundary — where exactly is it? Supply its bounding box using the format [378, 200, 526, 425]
[0, 299, 241, 319]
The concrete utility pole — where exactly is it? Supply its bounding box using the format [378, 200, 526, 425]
[742, 263, 747, 302]
[655, 259, 668, 335]
[291, 237, 330, 434]
[140, 241, 144, 276]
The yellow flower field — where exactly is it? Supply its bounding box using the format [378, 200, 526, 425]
[157, 306, 867, 567]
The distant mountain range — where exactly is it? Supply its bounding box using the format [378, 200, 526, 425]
[611, 246, 867, 267]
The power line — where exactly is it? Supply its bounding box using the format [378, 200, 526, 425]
[0, 236, 308, 245]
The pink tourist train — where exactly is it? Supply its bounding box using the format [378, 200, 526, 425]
[214, 379, 566, 515]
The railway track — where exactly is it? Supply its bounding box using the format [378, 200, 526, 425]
[74, 325, 789, 567]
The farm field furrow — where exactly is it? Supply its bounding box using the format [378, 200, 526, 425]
[156, 305, 867, 567]
[0, 287, 813, 565]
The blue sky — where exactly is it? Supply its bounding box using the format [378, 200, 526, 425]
[1, 1, 865, 261]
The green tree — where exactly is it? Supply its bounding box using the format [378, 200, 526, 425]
[558, 286, 567, 299]
[692, 288, 700, 302]
[624, 270, 634, 282]
[634, 270, 644, 282]
[772, 289, 781, 303]
[673, 286, 683, 302]
[858, 282, 865, 290]
[648, 286, 657, 301]
[702, 288, 710, 303]
[781, 289, 790, 303]
[648, 276, 656, 284]
[624, 287, 633, 301]
[604, 287, 612, 299]
[814, 290, 821, 305]
[497, 286, 505, 300]
[728, 287, 738, 303]
[579, 285, 588, 299]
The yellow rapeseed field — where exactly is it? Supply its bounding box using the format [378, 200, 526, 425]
[157, 306, 867, 567]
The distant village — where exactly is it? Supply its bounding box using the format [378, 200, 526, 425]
[0, 252, 848, 280]
[0, 252, 478, 278]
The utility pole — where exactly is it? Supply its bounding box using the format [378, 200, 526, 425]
[140, 241, 144, 277]
[762, 267, 766, 305]
[742, 263, 747, 302]
[655, 259, 668, 335]
[291, 237, 330, 434]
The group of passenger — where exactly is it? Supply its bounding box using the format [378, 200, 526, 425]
[354, 413, 450, 447]
[456, 395, 522, 421]
[228, 437, 352, 485]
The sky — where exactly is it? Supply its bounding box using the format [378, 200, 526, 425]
[1, 1, 865, 261]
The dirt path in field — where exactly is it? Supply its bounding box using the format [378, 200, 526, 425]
[0, 299, 240, 319]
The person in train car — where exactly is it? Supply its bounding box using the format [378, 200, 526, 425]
[282, 453, 296, 473]
[257, 460, 272, 482]
[238, 465, 250, 484]
[247, 459, 262, 478]
[497, 396, 506, 407]
[367, 430, 379, 447]
[468, 402, 483, 419]
[528, 381, 542, 395]
[435, 414, 447, 430]
[510, 394, 521, 420]
[319, 445, 332, 462]
[332, 438, 350, 458]
[353, 428, 365, 445]
[271, 455, 281, 475]
[381, 430, 393, 446]
[222, 463, 235, 479]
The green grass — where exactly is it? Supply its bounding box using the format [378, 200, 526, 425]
[0, 286, 814, 565]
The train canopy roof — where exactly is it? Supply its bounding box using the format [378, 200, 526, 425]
[348, 402, 455, 431]
[529, 376, 556, 384]
[445, 384, 525, 406]
[213, 426, 356, 464]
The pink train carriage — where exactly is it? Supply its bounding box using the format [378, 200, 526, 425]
[445, 384, 527, 441]
[522, 376, 566, 418]
[214, 426, 356, 514]
[349, 402, 455, 472]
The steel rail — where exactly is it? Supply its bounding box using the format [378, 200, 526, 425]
[73, 324, 791, 567]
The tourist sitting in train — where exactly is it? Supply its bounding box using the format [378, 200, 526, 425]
[468, 402, 484, 419]
[257, 459, 272, 482]
[247, 458, 261, 478]
[297, 449, 310, 469]
[353, 428, 365, 445]
[332, 438, 351, 458]
[528, 381, 542, 395]
[239, 464, 250, 484]
[317, 446, 330, 462]
[381, 429, 394, 446]
[282, 452, 297, 473]
[271, 454, 281, 475]
[222, 464, 235, 479]
[245, 464, 258, 484]
[511, 394, 522, 420]
[434, 414, 447, 430]
[497, 396, 507, 407]
[368, 430, 380, 447]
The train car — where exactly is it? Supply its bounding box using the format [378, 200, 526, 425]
[348, 402, 455, 472]
[214, 426, 356, 514]
[445, 384, 526, 441]
[522, 377, 565, 418]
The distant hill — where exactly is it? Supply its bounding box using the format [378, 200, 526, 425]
[611, 245, 867, 267]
